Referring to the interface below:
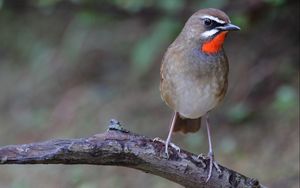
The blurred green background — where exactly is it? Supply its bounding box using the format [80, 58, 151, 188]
[0, 0, 299, 187]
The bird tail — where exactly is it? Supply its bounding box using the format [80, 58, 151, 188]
[173, 113, 201, 133]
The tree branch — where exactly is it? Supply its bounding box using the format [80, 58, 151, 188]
[0, 119, 264, 188]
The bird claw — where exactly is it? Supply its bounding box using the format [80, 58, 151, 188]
[169, 142, 181, 153]
[153, 137, 181, 158]
[194, 155, 206, 168]
[197, 153, 205, 159]
[213, 161, 222, 174]
[205, 151, 222, 182]
[153, 137, 163, 142]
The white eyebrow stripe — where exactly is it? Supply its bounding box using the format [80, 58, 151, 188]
[201, 15, 225, 24]
[201, 29, 219, 38]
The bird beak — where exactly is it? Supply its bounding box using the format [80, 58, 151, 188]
[216, 23, 240, 31]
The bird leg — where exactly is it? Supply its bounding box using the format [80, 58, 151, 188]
[153, 112, 180, 158]
[203, 113, 222, 182]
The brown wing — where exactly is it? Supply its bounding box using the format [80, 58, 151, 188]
[215, 54, 229, 102]
[159, 44, 178, 110]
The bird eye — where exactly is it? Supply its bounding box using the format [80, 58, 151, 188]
[203, 18, 212, 26]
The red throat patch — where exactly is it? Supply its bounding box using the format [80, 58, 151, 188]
[201, 31, 228, 54]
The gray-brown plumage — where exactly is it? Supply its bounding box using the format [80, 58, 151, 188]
[159, 8, 240, 182]
[160, 8, 237, 133]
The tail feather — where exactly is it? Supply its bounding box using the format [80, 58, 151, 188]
[173, 113, 201, 133]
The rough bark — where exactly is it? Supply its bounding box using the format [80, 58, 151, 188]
[0, 119, 264, 188]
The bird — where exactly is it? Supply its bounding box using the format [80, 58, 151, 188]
[159, 8, 240, 182]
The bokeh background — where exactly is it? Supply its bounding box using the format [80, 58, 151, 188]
[0, 0, 299, 187]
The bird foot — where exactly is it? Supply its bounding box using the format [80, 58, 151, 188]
[204, 151, 222, 182]
[153, 137, 181, 158]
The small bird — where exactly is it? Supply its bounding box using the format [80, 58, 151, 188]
[159, 8, 240, 181]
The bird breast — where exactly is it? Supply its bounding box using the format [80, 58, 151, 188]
[160, 47, 228, 119]
[175, 73, 222, 119]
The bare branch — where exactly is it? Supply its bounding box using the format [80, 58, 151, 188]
[0, 120, 264, 188]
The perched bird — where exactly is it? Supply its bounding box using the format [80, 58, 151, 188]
[159, 8, 240, 181]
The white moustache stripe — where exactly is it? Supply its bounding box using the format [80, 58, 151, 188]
[201, 15, 225, 24]
[201, 29, 219, 38]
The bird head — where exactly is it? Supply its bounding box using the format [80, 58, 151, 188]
[181, 8, 240, 54]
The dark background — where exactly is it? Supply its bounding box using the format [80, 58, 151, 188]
[0, 0, 299, 187]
